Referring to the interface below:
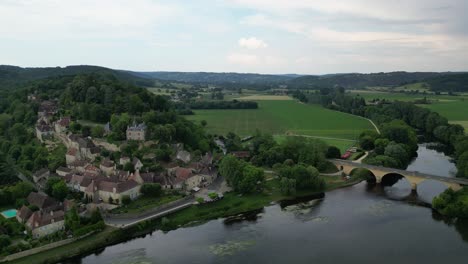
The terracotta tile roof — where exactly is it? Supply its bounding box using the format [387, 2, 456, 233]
[174, 167, 193, 183]
[57, 117, 71, 127]
[27, 210, 65, 229]
[56, 167, 72, 173]
[100, 159, 114, 168]
[17, 205, 32, 222]
[27, 192, 58, 211]
[66, 148, 78, 156]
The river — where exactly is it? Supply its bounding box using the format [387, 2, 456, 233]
[69, 145, 468, 264]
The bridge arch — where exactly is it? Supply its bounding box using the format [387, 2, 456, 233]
[416, 179, 449, 203]
[381, 172, 408, 187]
[381, 172, 412, 199]
[349, 168, 377, 183]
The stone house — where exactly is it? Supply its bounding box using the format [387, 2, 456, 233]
[119, 156, 131, 166]
[54, 117, 71, 133]
[17, 192, 66, 238]
[26, 210, 65, 238]
[100, 159, 116, 176]
[176, 150, 191, 164]
[126, 122, 146, 141]
[168, 167, 193, 190]
[66, 148, 79, 165]
[56, 166, 72, 177]
[132, 158, 144, 171]
[36, 121, 54, 142]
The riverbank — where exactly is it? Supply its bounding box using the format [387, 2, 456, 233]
[9, 175, 365, 264]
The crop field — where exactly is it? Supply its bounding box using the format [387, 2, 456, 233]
[420, 100, 468, 130]
[187, 100, 375, 139]
[235, 95, 292, 101]
[348, 90, 465, 102]
[273, 135, 356, 152]
[347, 90, 468, 131]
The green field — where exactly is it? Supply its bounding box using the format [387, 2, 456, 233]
[420, 100, 468, 130]
[273, 135, 356, 153]
[187, 100, 375, 140]
[348, 91, 468, 131]
[348, 90, 466, 102]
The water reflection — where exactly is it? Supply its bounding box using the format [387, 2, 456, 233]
[73, 145, 468, 264]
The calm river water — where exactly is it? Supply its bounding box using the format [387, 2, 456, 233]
[69, 145, 468, 264]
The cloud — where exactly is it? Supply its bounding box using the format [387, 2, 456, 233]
[238, 37, 268, 49]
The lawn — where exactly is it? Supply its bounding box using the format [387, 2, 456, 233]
[111, 194, 183, 214]
[187, 100, 375, 140]
[273, 135, 356, 153]
[420, 100, 468, 126]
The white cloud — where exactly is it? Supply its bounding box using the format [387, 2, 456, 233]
[238, 37, 268, 49]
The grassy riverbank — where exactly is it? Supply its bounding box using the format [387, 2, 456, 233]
[9, 175, 364, 264]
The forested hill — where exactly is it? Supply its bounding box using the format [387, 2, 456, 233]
[0, 65, 155, 89]
[426, 73, 468, 92]
[287, 71, 461, 90]
[125, 71, 296, 84]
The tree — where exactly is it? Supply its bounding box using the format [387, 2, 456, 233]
[91, 125, 105, 138]
[219, 155, 243, 187]
[90, 209, 103, 224]
[359, 136, 374, 150]
[45, 177, 62, 197]
[374, 138, 389, 155]
[200, 120, 207, 127]
[51, 180, 68, 201]
[238, 165, 264, 193]
[140, 183, 162, 197]
[0, 235, 12, 248]
[122, 195, 131, 205]
[65, 206, 80, 232]
[280, 177, 296, 195]
[326, 146, 341, 159]
[123, 162, 134, 172]
[384, 142, 409, 168]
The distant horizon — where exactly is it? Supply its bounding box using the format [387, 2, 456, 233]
[2, 1, 468, 74]
[2, 64, 467, 77]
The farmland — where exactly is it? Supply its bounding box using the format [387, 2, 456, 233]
[420, 100, 468, 130]
[187, 99, 375, 140]
[348, 90, 468, 130]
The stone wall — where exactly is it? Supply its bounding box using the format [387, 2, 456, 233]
[93, 139, 120, 152]
[0, 232, 93, 263]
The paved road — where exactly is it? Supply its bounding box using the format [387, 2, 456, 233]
[354, 151, 369, 163]
[105, 176, 230, 228]
[104, 198, 195, 227]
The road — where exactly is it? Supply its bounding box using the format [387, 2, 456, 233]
[104, 198, 195, 228]
[105, 176, 230, 228]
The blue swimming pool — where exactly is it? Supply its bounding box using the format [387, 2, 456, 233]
[1, 209, 17, 219]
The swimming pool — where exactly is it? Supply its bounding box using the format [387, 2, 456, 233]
[1, 209, 17, 219]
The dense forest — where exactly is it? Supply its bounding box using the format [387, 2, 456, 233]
[125, 71, 295, 85]
[0, 65, 155, 89]
[426, 73, 468, 92]
[288, 72, 460, 90]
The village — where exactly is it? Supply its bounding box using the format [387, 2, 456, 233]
[16, 99, 229, 239]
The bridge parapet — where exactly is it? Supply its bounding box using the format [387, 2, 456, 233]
[329, 159, 468, 191]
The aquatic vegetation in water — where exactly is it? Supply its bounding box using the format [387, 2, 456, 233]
[209, 240, 255, 256]
[307, 216, 330, 223]
[367, 201, 394, 216]
[283, 199, 322, 215]
[110, 248, 154, 264]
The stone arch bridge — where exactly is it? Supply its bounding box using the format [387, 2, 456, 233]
[330, 159, 468, 192]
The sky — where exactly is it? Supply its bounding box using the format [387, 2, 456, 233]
[1, 0, 468, 74]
